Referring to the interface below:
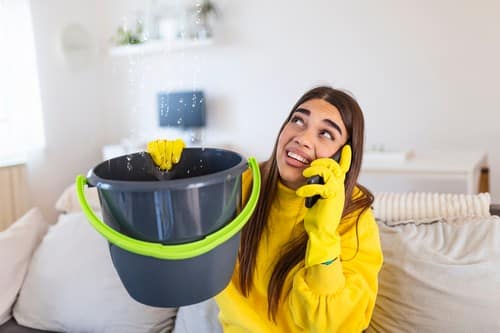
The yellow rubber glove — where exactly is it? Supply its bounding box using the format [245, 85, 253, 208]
[296, 145, 352, 267]
[146, 139, 185, 171]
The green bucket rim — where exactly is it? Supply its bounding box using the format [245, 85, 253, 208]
[76, 157, 261, 260]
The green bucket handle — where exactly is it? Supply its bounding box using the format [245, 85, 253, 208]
[76, 157, 261, 260]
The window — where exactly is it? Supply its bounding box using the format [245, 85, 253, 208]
[0, 0, 45, 158]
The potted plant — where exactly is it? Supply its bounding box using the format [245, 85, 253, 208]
[191, 0, 218, 39]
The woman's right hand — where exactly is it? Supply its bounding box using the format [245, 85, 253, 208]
[295, 145, 352, 267]
[147, 139, 185, 171]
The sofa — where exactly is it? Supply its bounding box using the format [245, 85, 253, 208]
[1, 185, 499, 332]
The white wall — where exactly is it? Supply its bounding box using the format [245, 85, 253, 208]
[27, 0, 500, 220]
[104, 0, 500, 199]
[27, 0, 106, 221]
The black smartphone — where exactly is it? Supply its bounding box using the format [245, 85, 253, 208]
[305, 149, 341, 208]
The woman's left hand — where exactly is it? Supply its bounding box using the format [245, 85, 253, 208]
[296, 145, 352, 267]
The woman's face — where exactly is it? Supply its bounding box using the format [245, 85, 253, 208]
[276, 98, 349, 190]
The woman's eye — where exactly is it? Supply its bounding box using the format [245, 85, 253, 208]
[320, 130, 334, 140]
[290, 116, 304, 126]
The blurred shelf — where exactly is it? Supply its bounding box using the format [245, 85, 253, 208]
[0, 153, 27, 168]
[109, 38, 213, 56]
[363, 150, 415, 163]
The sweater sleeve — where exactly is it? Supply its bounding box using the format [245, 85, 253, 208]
[287, 208, 383, 332]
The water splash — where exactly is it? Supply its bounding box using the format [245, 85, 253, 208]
[126, 154, 133, 172]
[155, 167, 170, 180]
[111, 1, 209, 180]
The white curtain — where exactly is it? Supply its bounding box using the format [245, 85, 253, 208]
[0, 0, 45, 158]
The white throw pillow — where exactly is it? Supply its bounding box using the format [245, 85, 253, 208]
[13, 212, 177, 332]
[368, 216, 500, 332]
[55, 183, 101, 214]
[0, 208, 49, 325]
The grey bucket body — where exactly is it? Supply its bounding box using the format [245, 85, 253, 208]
[87, 148, 247, 244]
[109, 233, 241, 307]
[85, 148, 250, 306]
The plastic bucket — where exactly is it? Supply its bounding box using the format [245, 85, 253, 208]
[86, 148, 249, 244]
[76, 150, 260, 307]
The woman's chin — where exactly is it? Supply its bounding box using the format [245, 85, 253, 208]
[280, 174, 305, 190]
[277, 160, 307, 189]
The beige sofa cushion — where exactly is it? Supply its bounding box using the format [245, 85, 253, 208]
[0, 208, 49, 325]
[13, 212, 177, 332]
[55, 183, 101, 214]
[368, 216, 500, 332]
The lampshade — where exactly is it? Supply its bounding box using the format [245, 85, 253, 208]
[158, 90, 206, 128]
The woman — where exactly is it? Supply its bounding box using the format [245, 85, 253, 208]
[214, 86, 383, 332]
[148, 86, 383, 332]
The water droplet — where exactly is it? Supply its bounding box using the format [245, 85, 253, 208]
[125, 155, 133, 172]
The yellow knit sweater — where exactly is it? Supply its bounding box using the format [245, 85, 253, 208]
[215, 171, 383, 332]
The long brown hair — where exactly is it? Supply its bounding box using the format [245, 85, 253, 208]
[238, 86, 374, 321]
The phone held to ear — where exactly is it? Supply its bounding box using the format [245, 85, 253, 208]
[304, 150, 341, 208]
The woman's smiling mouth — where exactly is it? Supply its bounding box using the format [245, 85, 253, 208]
[286, 150, 310, 165]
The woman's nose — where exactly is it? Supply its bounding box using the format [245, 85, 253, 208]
[294, 130, 314, 149]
